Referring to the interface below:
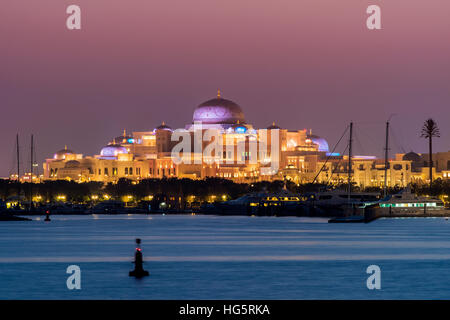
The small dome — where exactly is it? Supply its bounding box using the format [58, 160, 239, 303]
[193, 91, 245, 124]
[267, 122, 281, 130]
[64, 160, 80, 168]
[54, 146, 74, 160]
[231, 123, 249, 133]
[100, 144, 128, 158]
[155, 121, 172, 131]
[114, 129, 134, 144]
[307, 135, 329, 152]
[403, 152, 422, 163]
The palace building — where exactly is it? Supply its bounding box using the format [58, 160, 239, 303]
[43, 92, 416, 188]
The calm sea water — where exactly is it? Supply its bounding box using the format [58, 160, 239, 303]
[1, 214, 450, 299]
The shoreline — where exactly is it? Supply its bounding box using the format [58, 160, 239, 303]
[2, 211, 450, 222]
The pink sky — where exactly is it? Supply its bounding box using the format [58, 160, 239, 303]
[0, 0, 449, 176]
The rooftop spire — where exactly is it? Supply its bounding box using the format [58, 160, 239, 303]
[123, 129, 126, 136]
[217, 89, 221, 99]
[64, 145, 67, 150]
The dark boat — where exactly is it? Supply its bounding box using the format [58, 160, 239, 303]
[202, 189, 307, 217]
[0, 201, 31, 221]
[89, 200, 128, 214]
[305, 189, 379, 217]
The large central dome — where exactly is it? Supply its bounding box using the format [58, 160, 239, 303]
[192, 91, 245, 125]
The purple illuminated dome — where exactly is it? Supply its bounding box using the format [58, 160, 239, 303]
[307, 135, 329, 152]
[192, 90, 245, 125]
[100, 144, 128, 158]
[54, 146, 74, 160]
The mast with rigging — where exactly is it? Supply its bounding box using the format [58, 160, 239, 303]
[383, 121, 390, 198]
[348, 122, 353, 203]
[30, 134, 34, 208]
[16, 134, 21, 207]
[16, 134, 20, 182]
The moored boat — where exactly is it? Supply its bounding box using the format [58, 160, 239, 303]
[365, 187, 448, 218]
[88, 200, 128, 214]
[202, 189, 307, 216]
[305, 189, 379, 217]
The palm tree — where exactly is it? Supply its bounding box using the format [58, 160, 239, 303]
[421, 118, 440, 190]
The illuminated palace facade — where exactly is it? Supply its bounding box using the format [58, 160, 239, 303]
[44, 92, 416, 188]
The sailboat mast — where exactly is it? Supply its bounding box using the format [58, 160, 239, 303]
[30, 134, 34, 178]
[384, 121, 389, 197]
[16, 134, 20, 181]
[348, 122, 353, 202]
[30, 134, 34, 208]
[16, 134, 21, 205]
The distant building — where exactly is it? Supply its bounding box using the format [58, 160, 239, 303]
[395, 151, 450, 184]
[43, 91, 418, 188]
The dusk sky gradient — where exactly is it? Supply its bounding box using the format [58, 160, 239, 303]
[1, 0, 449, 176]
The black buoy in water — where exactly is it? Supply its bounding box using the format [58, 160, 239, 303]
[129, 238, 149, 278]
[44, 210, 51, 222]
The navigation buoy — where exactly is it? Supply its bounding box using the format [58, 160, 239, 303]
[44, 210, 51, 222]
[129, 238, 149, 278]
